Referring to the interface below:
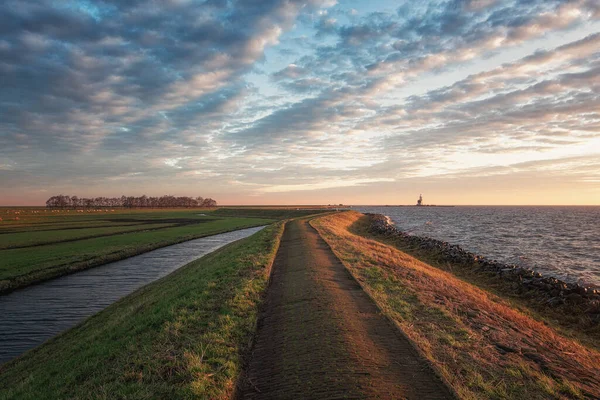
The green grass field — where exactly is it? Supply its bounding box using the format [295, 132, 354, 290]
[0, 208, 282, 294]
[0, 222, 179, 249]
[0, 221, 285, 400]
[0, 207, 331, 294]
[212, 207, 333, 219]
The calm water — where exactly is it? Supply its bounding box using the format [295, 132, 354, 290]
[357, 206, 600, 288]
[0, 226, 264, 364]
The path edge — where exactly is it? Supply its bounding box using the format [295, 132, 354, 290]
[232, 220, 287, 399]
[308, 214, 460, 400]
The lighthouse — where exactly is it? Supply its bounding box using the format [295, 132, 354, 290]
[417, 194, 423, 206]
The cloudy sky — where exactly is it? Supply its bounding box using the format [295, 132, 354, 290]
[1, 0, 600, 205]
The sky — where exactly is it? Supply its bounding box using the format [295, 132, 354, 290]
[1, 0, 600, 206]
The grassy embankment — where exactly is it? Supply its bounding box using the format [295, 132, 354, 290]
[0, 208, 279, 294]
[362, 214, 600, 350]
[0, 221, 284, 400]
[312, 211, 600, 400]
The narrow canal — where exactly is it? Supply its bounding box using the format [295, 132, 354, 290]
[0, 226, 265, 364]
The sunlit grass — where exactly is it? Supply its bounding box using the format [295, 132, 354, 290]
[311, 211, 600, 399]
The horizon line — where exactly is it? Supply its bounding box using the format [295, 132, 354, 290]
[2, 204, 600, 207]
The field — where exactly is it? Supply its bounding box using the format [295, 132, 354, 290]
[0, 207, 309, 294]
[212, 207, 334, 220]
[0, 221, 285, 399]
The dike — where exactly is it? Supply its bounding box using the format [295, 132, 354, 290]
[368, 213, 600, 318]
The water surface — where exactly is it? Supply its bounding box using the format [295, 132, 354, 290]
[357, 206, 600, 288]
[0, 226, 264, 364]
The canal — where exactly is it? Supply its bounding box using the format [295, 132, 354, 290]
[0, 226, 265, 364]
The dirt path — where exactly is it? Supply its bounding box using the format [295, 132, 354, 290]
[236, 219, 454, 399]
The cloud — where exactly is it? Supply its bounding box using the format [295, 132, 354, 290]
[259, 178, 395, 193]
[0, 0, 335, 186]
[2, 0, 600, 204]
[272, 64, 309, 80]
[251, 3, 600, 162]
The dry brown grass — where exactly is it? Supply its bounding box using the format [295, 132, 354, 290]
[311, 211, 600, 400]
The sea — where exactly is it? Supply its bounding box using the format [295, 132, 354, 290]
[355, 206, 600, 288]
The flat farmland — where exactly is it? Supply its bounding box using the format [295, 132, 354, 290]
[0, 208, 274, 294]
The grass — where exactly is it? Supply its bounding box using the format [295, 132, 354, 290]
[0, 222, 180, 249]
[212, 207, 331, 219]
[311, 211, 600, 399]
[0, 208, 275, 294]
[0, 208, 216, 228]
[0, 221, 284, 400]
[359, 214, 600, 351]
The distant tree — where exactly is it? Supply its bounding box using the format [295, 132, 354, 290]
[47, 194, 71, 208]
[202, 198, 217, 207]
[46, 194, 217, 208]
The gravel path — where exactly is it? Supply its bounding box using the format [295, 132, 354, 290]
[236, 219, 455, 399]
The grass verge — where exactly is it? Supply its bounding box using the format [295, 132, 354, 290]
[0, 221, 284, 400]
[311, 211, 600, 400]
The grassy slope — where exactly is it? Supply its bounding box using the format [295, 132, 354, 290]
[0, 222, 284, 400]
[361, 215, 600, 351]
[0, 217, 272, 294]
[312, 212, 600, 400]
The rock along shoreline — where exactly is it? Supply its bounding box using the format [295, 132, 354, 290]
[367, 213, 600, 315]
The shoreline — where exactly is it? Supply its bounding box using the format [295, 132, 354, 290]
[376, 212, 599, 290]
[369, 213, 600, 309]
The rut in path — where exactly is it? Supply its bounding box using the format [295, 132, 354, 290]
[236, 219, 455, 399]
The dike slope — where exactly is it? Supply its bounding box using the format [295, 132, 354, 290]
[312, 211, 600, 399]
[236, 219, 454, 399]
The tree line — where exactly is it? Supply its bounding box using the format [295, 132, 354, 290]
[45, 195, 217, 208]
